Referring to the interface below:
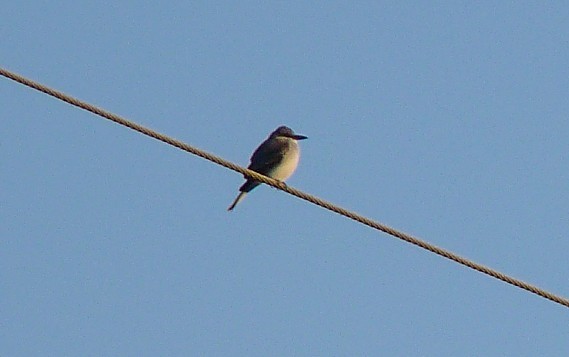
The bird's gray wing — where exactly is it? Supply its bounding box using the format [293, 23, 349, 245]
[247, 138, 285, 175]
[238, 138, 285, 193]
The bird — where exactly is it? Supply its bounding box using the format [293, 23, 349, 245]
[228, 126, 307, 211]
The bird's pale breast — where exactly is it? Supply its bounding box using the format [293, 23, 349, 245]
[269, 139, 300, 181]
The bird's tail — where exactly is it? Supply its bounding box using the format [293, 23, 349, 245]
[227, 192, 247, 211]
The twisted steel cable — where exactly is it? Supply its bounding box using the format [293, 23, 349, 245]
[2, 66, 568, 309]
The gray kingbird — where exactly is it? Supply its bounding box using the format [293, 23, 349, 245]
[228, 126, 307, 211]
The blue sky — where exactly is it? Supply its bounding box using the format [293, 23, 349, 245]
[3, 2, 569, 356]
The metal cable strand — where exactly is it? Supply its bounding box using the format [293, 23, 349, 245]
[2, 66, 568, 309]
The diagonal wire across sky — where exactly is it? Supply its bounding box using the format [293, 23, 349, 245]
[2, 66, 568, 309]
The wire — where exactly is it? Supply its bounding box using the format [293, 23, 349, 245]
[2, 66, 568, 309]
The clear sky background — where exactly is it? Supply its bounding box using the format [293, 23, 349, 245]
[2, 2, 569, 356]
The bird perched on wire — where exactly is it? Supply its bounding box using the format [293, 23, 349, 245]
[228, 126, 308, 211]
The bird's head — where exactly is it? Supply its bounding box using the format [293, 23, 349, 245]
[271, 126, 308, 140]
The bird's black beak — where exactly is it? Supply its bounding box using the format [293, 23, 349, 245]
[292, 134, 308, 140]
